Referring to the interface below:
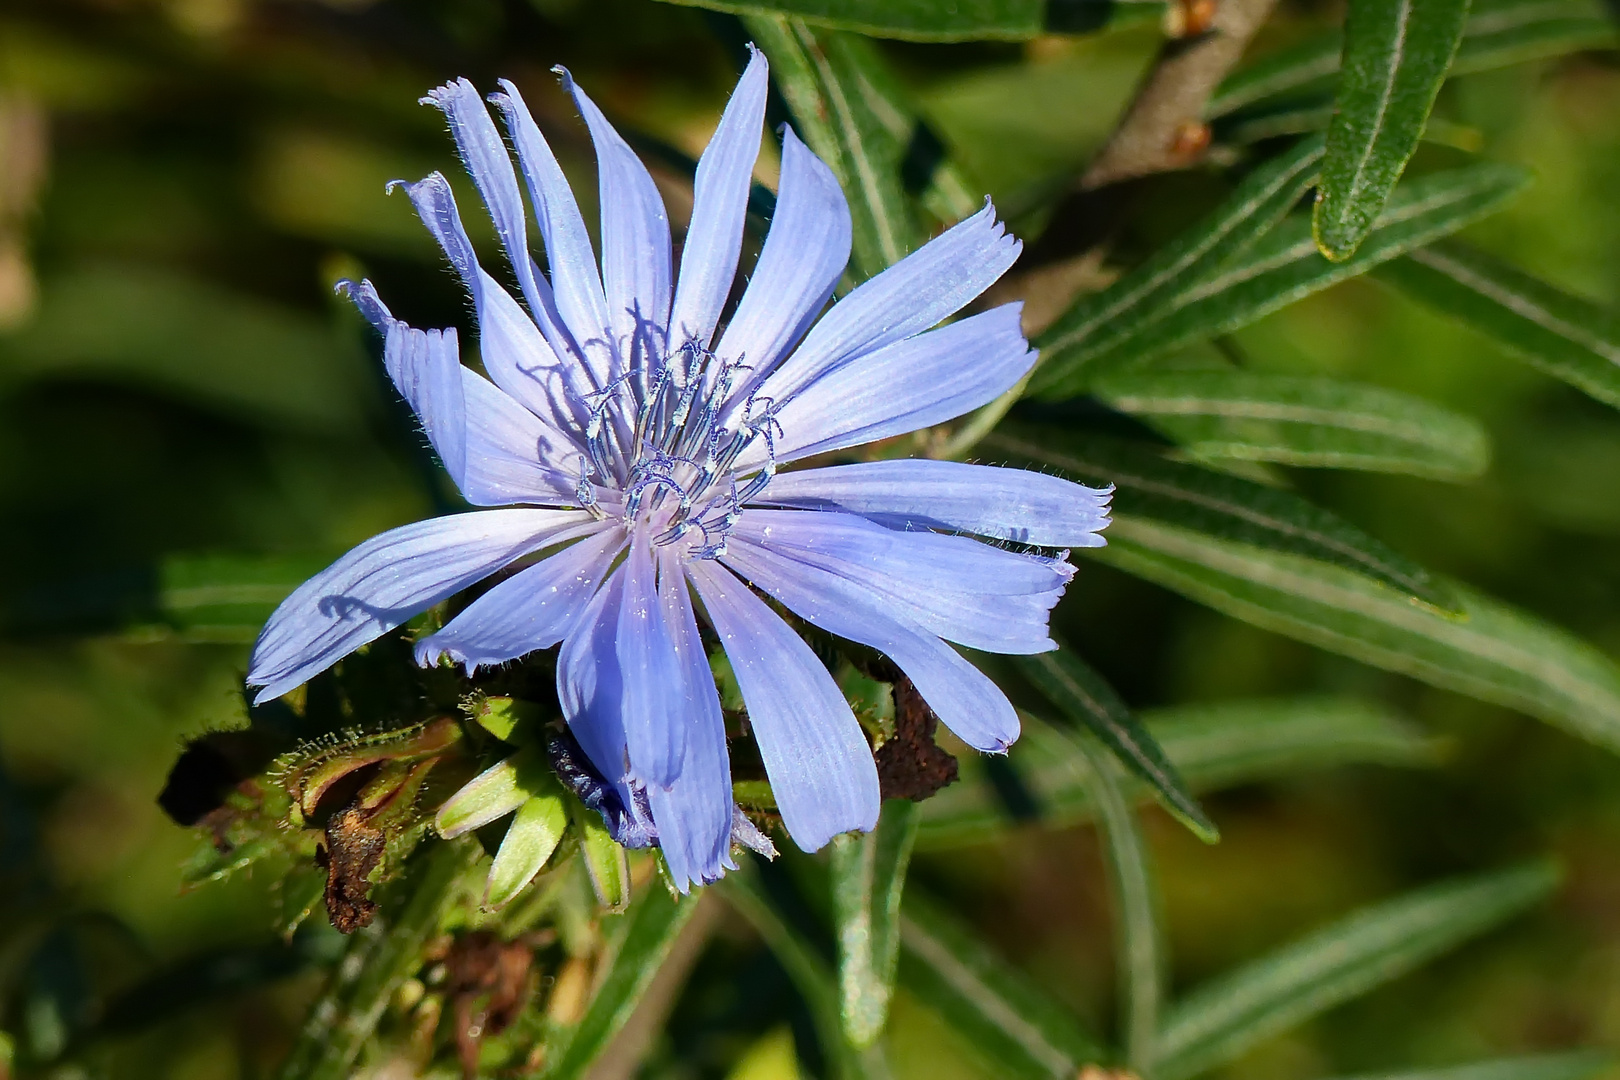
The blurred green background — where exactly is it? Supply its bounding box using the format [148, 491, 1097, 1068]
[2, 0, 1620, 1077]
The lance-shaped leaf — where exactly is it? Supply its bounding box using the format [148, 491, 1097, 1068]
[1322, 1052, 1613, 1080]
[1153, 862, 1560, 1080]
[918, 698, 1439, 848]
[484, 781, 571, 910]
[723, 867, 884, 1080]
[745, 14, 919, 278]
[656, 0, 1164, 41]
[1374, 243, 1620, 411]
[1069, 733, 1164, 1068]
[832, 799, 919, 1048]
[435, 744, 550, 840]
[1312, 0, 1472, 260]
[899, 890, 1107, 1079]
[1015, 648, 1218, 842]
[989, 429, 1456, 611]
[1091, 515, 1620, 757]
[569, 794, 631, 913]
[541, 886, 703, 1079]
[1032, 137, 1326, 396]
[1056, 163, 1528, 388]
[1092, 369, 1490, 479]
[1207, 0, 1618, 119]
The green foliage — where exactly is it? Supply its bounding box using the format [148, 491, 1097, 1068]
[832, 799, 919, 1048]
[656, 0, 1163, 41]
[1153, 863, 1560, 1080]
[1313, 0, 1472, 260]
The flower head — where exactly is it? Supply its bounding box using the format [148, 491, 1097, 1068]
[247, 49, 1111, 890]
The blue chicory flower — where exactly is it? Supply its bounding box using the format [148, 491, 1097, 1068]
[246, 49, 1111, 890]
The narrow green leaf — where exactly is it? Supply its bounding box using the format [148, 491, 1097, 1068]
[989, 429, 1456, 611]
[918, 700, 1439, 849]
[541, 886, 703, 1080]
[1092, 369, 1490, 478]
[1015, 648, 1218, 842]
[484, 785, 570, 911]
[898, 890, 1107, 1079]
[1090, 515, 1620, 757]
[1033, 137, 1326, 392]
[745, 15, 920, 279]
[1054, 163, 1530, 385]
[1069, 735, 1164, 1068]
[832, 799, 919, 1048]
[1374, 242, 1620, 410]
[570, 795, 631, 913]
[435, 745, 549, 840]
[654, 0, 1163, 41]
[1154, 862, 1560, 1080]
[1313, 0, 1472, 260]
[723, 867, 884, 1080]
[1322, 1052, 1613, 1080]
[1208, 0, 1618, 119]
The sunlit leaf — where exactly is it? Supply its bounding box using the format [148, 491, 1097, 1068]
[1154, 863, 1560, 1080]
[1092, 369, 1490, 478]
[1038, 163, 1529, 386]
[989, 429, 1456, 610]
[570, 794, 631, 913]
[1374, 242, 1620, 410]
[1015, 648, 1218, 842]
[435, 745, 550, 840]
[1090, 515, 1620, 756]
[832, 799, 919, 1048]
[484, 785, 570, 911]
[1208, 0, 1618, 119]
[1312, 0, 1471, 260]
[898, 890, 1107, 1079]
[1032, 137, 1326, 394]
[918, 700, 1439, 849]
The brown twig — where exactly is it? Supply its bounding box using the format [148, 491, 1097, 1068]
[1080, 0, 1280, 190]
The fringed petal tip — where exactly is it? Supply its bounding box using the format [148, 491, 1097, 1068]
[336, 278, 389, 332]
[419, 76, 476, 112]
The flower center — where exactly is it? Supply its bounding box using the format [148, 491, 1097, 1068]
[573, 342, 780, 560]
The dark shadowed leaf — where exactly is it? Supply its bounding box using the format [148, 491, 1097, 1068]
[1321, 1053, 1613, 1080]
[1092, 369, 1490, 478]
[657, 0, 1162, 41]
[898, 890, 1106, 1079]
[988, 429, 1457, 610]
[918, 700, 1439, 849]
[1153, 863, 1559, 1080]
[1312, 0, 1472, 260]
[541, 885, 703, 1079]
[1374, 242, 1620, 410]
[1014, 648, 1218, 842]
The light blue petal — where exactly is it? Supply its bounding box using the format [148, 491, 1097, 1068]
[616, 534, 687, 787]
[422, 78, 552, 331]
[723, 537, 1020, 752]
[396, 173, 594, 438]
[756, 459, 1112, 547]
[717, 126, 849, 401]
[731, 509, 1070, 654]
[339, 279, 466, 487]
[247, 509, 595, 704]
[458, 367, 581, 505]
[752, 200, 1020, 407]
[739, 304, 1034, 470]
[558, 68, 672, 376]
[668, 47, 768, 352]
[491, 79, 617, 391]
[558, 562, 631, 785]
[686, 559, 879, 851]
[647, 546, 735, 891]
[416, 525, 624, 670]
